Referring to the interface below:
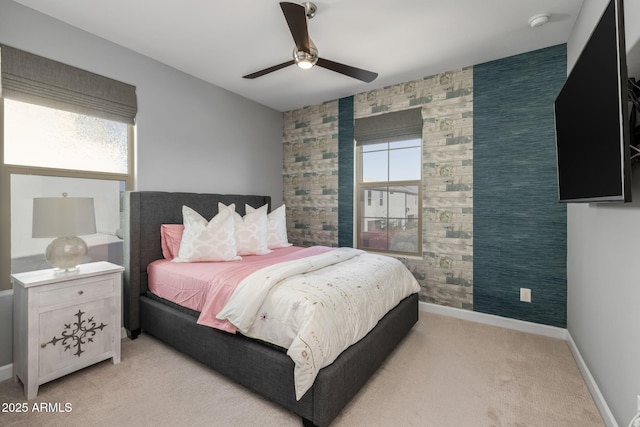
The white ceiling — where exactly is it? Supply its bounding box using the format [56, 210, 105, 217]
[12, 0, 585, 112]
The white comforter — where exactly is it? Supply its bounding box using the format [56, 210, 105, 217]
[216, 247, 420, 400]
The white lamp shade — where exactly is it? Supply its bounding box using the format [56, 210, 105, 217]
[32, 197, 97, 238]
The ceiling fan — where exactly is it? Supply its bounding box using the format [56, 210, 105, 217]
[243, 2, 378, 83]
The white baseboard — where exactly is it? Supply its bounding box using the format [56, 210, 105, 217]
[419, 301, 567, 339]
[419, 302, 617, 427]
[0, 363, 13, 382]
[566, 332, 619, 427]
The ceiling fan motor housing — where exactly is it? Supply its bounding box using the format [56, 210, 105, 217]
[293, 38, 318, 68]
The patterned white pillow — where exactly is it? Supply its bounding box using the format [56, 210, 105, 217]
[172, 204, 241, 262]
[246, 204, 292, 249]
[219, 203, 272, 256]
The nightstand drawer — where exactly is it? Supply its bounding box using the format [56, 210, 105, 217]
[39, 277, 115, 308]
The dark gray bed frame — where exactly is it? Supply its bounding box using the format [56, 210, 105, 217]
[122, 191, 419, 427]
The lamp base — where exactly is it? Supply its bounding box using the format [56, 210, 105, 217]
[45, 236, 88, 271]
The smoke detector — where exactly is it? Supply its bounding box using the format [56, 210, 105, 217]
[529, 13, 550, 28]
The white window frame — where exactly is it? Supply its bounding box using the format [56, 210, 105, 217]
[355, 139, 422, 257]
[0, 98, 135, 290]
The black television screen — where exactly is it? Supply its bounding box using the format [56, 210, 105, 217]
[554, 0, 632, 203]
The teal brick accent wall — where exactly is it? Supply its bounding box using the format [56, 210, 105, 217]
[473, 44, 568, 327]
[338, 96, 354, 247]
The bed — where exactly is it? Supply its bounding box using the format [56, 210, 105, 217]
[122, 191, 419, 426]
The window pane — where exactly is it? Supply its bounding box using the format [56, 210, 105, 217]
[361, 186, 387, 215]
[388, 219, 419, 253]
[362, 142, 388, 152]
[4, 99, 128, 174]
[360, 186, 387, 250]
[362, 150, 388, 182]
[387, 185, 420, 253]
[358, 185, 420, 254]
[10, 174, 125, 274]
[360, 216, 389, 251]
[389, 146, 421, 181]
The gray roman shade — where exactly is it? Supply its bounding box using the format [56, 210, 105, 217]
[354, 107, 423, 146]
[0, 44, 137, 124]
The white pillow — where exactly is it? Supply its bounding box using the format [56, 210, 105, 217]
[172, 204, 241, 262]
[219, 203, 272, 256]
[246, 204, 292, 249]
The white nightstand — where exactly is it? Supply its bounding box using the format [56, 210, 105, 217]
[12, 261, 124, 399]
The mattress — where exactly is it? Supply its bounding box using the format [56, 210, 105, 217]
[147, 246, 332, 332]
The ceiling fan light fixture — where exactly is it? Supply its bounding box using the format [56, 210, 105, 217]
[296, 58, 315, 69]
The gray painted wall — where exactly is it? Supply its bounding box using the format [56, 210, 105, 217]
[0, 1, 283, 368]
[0, 291, 12, 366]
[566, 0, 640, 425]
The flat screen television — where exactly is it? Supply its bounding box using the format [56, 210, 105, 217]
[554, 0, 632, 203]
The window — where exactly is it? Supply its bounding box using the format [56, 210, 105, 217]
[354, 108, 423, 256]
[3, 100, 134, 281]
[1, 44, 137, 290]
[357, 139, 422, 255]
[10, 174, 126, 275]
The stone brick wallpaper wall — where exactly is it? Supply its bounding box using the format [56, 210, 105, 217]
[353, 70, 474, 308]
[283, 101, 340, 247]
[283, 69, 474, 308]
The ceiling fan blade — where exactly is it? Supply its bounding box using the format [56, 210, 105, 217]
[280, 2, 310, 52]
[316, 58, 378, 83]
[243, 60, 295, 79]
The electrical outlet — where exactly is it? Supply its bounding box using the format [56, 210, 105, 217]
[520, 288, 531, 303]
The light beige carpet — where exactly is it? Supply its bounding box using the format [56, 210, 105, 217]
[0, 312, 604, 426]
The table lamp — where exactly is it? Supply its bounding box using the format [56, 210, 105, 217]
[32, 193, 97, 271]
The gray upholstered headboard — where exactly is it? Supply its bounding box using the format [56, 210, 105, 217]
[122, 191, 271, 335]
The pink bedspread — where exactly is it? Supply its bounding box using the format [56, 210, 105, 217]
[147, 246, 333, 333]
